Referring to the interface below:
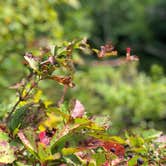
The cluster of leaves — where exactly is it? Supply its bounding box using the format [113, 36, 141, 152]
[0, 0, 84, 102]
[0, 40, 165, 165]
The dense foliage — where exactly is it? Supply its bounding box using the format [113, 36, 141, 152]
[0, 0, 165, 165]
[0, 40, 165, 165]
[68, 63, 166, 133]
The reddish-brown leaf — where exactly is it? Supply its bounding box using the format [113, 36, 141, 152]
[102, 141, 125, 158]
[50, 75, 75, 87]
[98, 42, 117, 58]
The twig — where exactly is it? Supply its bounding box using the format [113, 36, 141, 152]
[5, 99, 21, 123]
[57, 85, 68, 107]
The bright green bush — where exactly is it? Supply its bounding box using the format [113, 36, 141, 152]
[69, 63, 166, 133]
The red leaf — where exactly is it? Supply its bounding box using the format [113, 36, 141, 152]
[126, 47, 131, 54]
[38, 131, 50, 145]
[126, 47, 139, 61]
[102, 160, 110, 166]
[102, 141, 125, 158]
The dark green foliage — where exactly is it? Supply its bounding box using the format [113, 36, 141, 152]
[8, 105, 29, 131]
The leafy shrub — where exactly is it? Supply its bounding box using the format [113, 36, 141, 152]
[0, 0, 88, 102]
[69, 63, 166, 133]
[0, 40, 165, 165]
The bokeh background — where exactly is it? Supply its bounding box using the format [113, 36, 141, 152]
[0, 0, 165, 134]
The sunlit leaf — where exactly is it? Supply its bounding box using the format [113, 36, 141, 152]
[62, 147, 82, 156]
[33, 90, 42, 103]
[18, 129, 37, 156]
[0, 131, 15, 164]
[141, 129, 162, 140]
[24, 52, 39, 71]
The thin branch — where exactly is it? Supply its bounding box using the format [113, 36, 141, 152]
[5, 99, 21, 123]
[57, 85, 68, 107]
[6, 75, 40, 123]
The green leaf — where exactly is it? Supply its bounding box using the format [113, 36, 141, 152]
[141, 129, 162, 140]
[64, 154, 82, 165]
[128, 156, 139, 166]
[0, 131, 9, 141]
[62, 147, 81, 156]
[50, 45, 56, 56]
[18, 129, 38, 158]
[128, 156, 147, 166]
[8, 105, 29, 131]
[92, 152, 106, 166]
[37, 143, 61, 162]
[15, 161, 31, 166]
[129, 136, 144, 147]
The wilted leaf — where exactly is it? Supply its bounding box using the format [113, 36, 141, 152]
[0, 131, 15, 164]
[71, 100, 85, 118]
[24, 52, 39, 71]
[18, 130, 37, 155]
[102, 141, 125, 157]
[9, 79, 25, 89]
[39, 131, 50, 145]
[154, 135, 166, 143]
[50, 75, 75, 87]
[98, 42, 117, 58]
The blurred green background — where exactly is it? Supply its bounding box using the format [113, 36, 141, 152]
[0, 0, 165, 133]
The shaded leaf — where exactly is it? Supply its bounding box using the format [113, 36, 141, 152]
[37, 143, 60, 162]
[8, 105, 29, 131]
